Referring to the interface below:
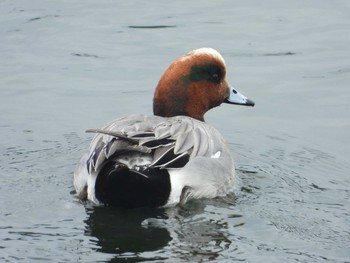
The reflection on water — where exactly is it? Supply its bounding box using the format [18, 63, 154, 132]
[84, 205, 171, 257]
[83, 195, 240, 262]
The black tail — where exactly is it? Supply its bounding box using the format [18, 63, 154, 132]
[95, 161, 171, 208]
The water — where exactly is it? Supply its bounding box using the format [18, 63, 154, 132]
[1, 0, 350, 262]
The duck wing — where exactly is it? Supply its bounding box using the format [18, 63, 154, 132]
[84, 115, 226, 172]
[74, 114, 228, 205]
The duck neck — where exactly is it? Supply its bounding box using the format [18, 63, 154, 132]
[153, 85, 205, 121]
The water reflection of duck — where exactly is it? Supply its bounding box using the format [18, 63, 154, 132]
[74, 48, 254, 208]
[84, 205, 172, 256]
[84, 197, 237, 262]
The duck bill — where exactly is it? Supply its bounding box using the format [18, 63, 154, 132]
[224, 86, 255, 106]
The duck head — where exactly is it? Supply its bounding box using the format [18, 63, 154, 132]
[153, 48, 254, 121]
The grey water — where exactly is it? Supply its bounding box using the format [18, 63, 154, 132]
[1, 0, 350, 262]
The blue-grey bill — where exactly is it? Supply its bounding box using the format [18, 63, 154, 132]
[224, 86, 255, 106]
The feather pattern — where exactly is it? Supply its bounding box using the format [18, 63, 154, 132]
[83, 115, 227, 171]
[74, 114, 234, 206]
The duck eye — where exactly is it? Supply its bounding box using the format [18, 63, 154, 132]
[189, 63, 223, 83]
[207, 65, 222, 83]
[210, 73, 220, 83]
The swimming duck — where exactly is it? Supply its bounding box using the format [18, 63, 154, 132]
[74, 48, 254, 208]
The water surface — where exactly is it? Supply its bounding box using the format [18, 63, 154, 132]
[1, 0, 349, 262]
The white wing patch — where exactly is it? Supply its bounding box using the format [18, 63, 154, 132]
[211, 151, 221, 159]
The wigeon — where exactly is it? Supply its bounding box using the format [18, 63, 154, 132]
[74, 48, 254, 208]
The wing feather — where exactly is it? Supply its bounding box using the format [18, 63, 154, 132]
[82, 114, 226, 174]
[174, 130, 194, 155]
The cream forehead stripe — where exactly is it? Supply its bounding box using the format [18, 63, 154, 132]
[180, 48, 226, 66]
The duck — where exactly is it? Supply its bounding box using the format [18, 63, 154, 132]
[74, 48, 254, 208]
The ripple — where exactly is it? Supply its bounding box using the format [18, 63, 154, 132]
[263, 52, 296, 56]
[27, 15, 60, 22]
[128, 25, 177, 29]
[233, 131, 350, 261]
[71, 53, 100, 59]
